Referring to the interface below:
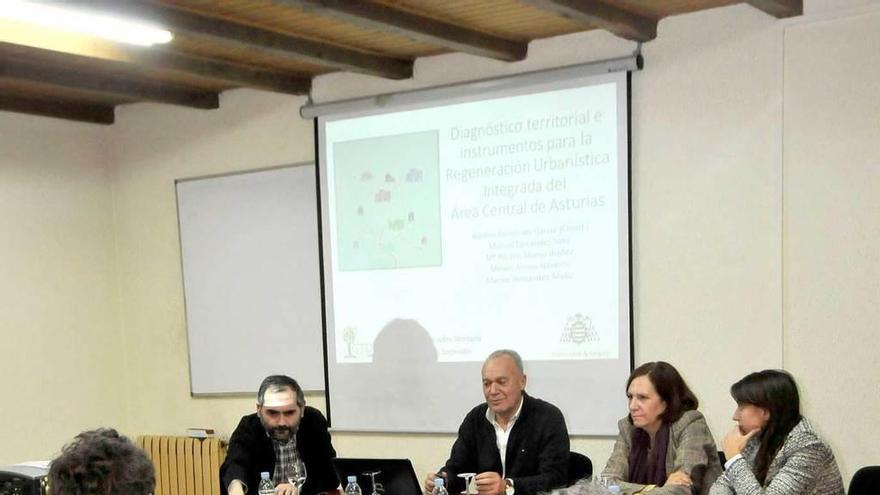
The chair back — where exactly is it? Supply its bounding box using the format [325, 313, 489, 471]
[567, 451, 592, 485]
[849, 466, 880, 495]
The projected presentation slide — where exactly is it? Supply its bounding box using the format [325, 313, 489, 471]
[321, 77, 627, 366]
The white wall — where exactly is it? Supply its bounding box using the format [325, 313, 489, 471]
[1, 0, 877, 487]
[630, 2, 784, 451]
[0, 113, 125, 464]
[781, 8, 880, 477]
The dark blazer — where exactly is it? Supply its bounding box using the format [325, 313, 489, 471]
[220, 407, 339, 495]
[438, 393, 570, 495]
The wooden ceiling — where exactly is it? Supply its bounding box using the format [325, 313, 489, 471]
[0, 0, 802, 125]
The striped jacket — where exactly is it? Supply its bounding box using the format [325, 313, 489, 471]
[709, 418, 845, 495]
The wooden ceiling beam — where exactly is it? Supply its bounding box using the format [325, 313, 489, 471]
[0, 58, 219, 109]
[0, 39, 312, 95]
[65, 0, 413, 80]
[135, 49, 313, 94]
[744, 0, 803, 18]
[0, 94, 114, 124]
[274, 0, 528, 62]
[520, 0, 657, 42]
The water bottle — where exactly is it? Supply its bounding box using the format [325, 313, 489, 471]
[345, 475, 362, 495]
[432, 478, 449, 495]
[258, 472, 274, 495]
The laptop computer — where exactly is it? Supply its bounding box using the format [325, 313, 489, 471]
[331, 458, 422, 495]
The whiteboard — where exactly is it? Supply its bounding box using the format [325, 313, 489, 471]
[176, 164, 325, 394]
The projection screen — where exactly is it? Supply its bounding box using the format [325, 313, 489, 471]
[311, 61, 635, 435]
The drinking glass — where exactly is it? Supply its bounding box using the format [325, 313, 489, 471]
[457, 473, 476, 495]
[288, 458, 307, 493]
[365, 470, 382, 495]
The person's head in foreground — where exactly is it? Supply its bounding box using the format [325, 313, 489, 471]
[49, 428, 155, 495]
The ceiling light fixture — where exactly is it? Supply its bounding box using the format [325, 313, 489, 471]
[0, 0, 173, 47]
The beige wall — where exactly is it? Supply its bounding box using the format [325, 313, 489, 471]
[1, 0, 877, 487]
[0, 114, 126, 464]
[105, 91, 317, 437]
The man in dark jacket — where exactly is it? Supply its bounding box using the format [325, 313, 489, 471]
[424, 350, 570, 495]
[221, 375, 339, 495]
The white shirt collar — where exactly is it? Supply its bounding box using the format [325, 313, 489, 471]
[485, 395, 525, 430]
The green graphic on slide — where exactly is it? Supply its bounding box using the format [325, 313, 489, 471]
[333, 130, 442, 271]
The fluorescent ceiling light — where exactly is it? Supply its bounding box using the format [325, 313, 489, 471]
[0, 0, 173, 46]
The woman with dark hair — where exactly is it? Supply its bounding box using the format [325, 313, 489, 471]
[601, 362, 721, 494]
[709, 370, 844, 495]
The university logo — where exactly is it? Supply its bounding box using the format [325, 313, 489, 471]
[560, 313, 598, 344]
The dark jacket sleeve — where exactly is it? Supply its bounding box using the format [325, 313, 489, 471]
[439, 406, 487, 493]
[300, 407, 340, 493]
[220, 415, 272, 495]
[509, 400, 569, 495]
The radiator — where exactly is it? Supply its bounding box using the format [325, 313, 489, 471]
[136, 436, 227, 495]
